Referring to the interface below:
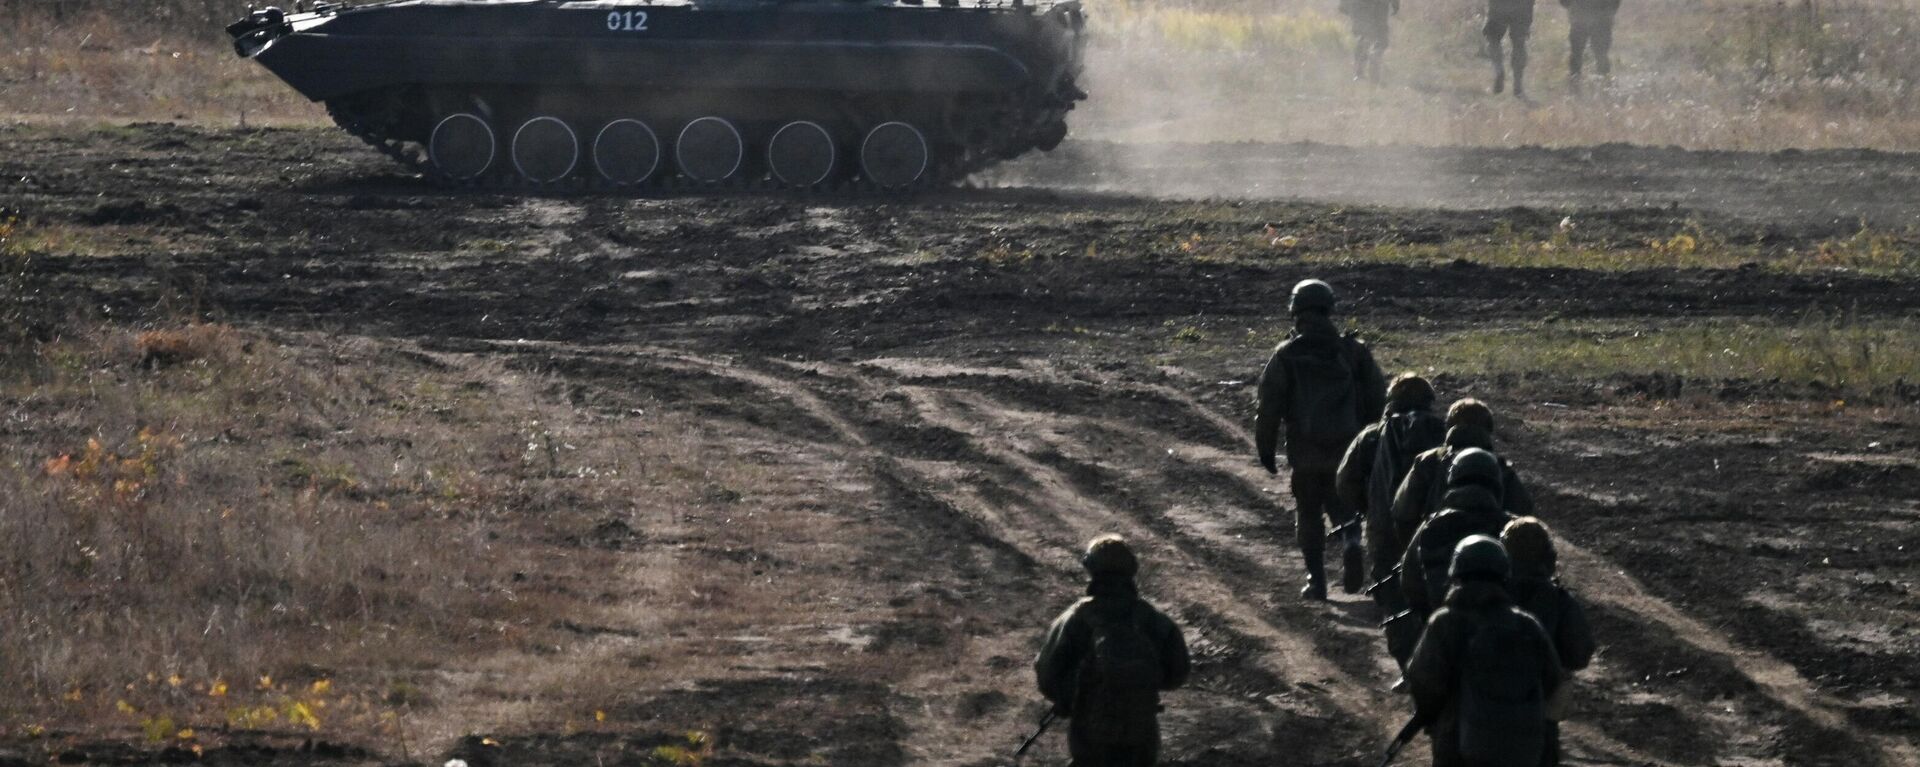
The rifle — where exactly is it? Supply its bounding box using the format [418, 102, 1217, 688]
[1363, 564, 1402, 596]
[1326, 515, 1365, 539]
[1377, 714, 1425, 767]
[1013, 710, 1057, 763]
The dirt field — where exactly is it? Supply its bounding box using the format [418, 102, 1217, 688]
[2, 123, 1918, 767]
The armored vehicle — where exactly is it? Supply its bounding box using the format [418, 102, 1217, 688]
[228, 0, 1087, 190]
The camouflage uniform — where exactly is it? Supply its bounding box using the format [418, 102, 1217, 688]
[1342, 0, 1399, 82]
[1398, 485, 1517, 618]
[1503, 518, 1596, 767]
[1337, 378, 1444, 602]
[1405, 579, 1565, 767]
[1390, 426, 1534, 554]
[1036, 537, 1192, 767]
[1256, 286, 1388, 600]
[1484, 0, 1539, 96]
[1563, 0, 1621, 81]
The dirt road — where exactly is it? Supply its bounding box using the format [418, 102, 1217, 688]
[3, 123, 1917, 766]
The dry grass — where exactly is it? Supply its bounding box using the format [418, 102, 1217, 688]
[0, 322, 556, 749]
[0, 6, 318, 123]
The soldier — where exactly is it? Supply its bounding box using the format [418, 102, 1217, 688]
[1337, 373, 1446, 601]
[1341, 0, 1399, 83]
[1502, 517, 1595, 767]
[1390, 399, 1533, 553]
[1484, 0, 1538, 98]
[1404, 536, 1564, 767]
[1564, 0, 1621, 92]
[1398, 448, 1517, 621]
[1256, 279, 1388, 600]
[1035, 535, 1192, 767]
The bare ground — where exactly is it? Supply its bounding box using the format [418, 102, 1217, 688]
[2, 122, 1917, 766]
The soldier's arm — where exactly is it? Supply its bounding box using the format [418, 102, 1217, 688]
[1391, 459, 1431, 545]
[1355, 343, 1389, 421]
[1335, 426, 1380, 511]
[1033, 609, 1083, 710]
[1398, 526, 1431, 614]
[1254, 347, 1289, 474]
[1555, 590, 1597, 672]
[1531, 614, 1568, 701]
[1502, 464, 1536, 517]
[1404, 611, 1460, 722]
[1156, 613, 1193, 691]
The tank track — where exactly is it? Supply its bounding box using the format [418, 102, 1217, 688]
[326, 100, 1027, 195]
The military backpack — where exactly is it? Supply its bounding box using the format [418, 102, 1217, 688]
[1458, 610, 1551, 767]
[1074, 602, 1163, 745]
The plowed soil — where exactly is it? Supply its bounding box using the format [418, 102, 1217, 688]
[3, 122, 1917, 767]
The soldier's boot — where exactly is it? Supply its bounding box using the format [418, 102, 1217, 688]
[1301, 547, 1329, 601]
[1487, 38, 1505, 93]
[1367, 52, 1384, 84]
[1340, 529, 1365, 594]
[1512, 67, 1528, 99]
[1354, 46, 1369, 81]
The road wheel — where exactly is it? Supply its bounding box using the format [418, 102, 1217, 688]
[861, 121, 929, 189]
[429, 113, 495, 182]
[511, 116, 579, 184]
[767, 121, 838, 188]
[593, 119, 661, 186]
[676, 116, 744, 184]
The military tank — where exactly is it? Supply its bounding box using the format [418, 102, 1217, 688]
[228, 0, 1087, 190]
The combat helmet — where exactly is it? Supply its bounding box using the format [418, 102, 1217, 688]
[1082, 535, 1139, 577]
[1446, 447, 1504, 491]
[1289, 279, 1336, 315]
[1449, 534, 1510, 581]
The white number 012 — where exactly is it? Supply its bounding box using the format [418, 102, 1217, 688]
[606, 10, 650, 31]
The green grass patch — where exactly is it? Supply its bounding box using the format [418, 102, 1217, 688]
[1369, 313, 1920, 392]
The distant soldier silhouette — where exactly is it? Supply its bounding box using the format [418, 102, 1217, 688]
[1563, 0, 1621, 92]
[1341, 0, 1399, 83]
[1035, 536, 1192, 766]
[1255, 279, 1388, 601]
[1484, 0, 1537, 98]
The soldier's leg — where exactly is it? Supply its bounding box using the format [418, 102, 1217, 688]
[1290, 470, 1332, 600]
[1483, 16, 1507, 93]
[1593, 10, 1615, 77]
[1509, 13, 1533, 97]
[1351, 15, 1371, 79]
[1367, 3, 1391, 83]
[1568, 19, 1588, 79]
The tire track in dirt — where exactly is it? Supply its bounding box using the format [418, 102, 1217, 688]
[578, 346, 1912, 766]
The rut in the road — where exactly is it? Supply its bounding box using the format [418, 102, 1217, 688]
[503, 342, 1907, 767]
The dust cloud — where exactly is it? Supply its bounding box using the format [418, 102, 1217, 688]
[985, 0, 1920, 205]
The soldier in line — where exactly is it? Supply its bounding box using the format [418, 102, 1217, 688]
[1337, 373, 1446, 603]
[1391, 399, 1534, 553]
[1404, 536, 1564, 767]
[1341, 0, 1400, 84]
[1035, 536, 1192, 767]
[1564, 0, 1622, 92]
[1398, 448, 1518, 629]
[1502, 518, 1596, 767]
[1256, 279, 1388, 600]
[1484, 0, 1538, 98]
